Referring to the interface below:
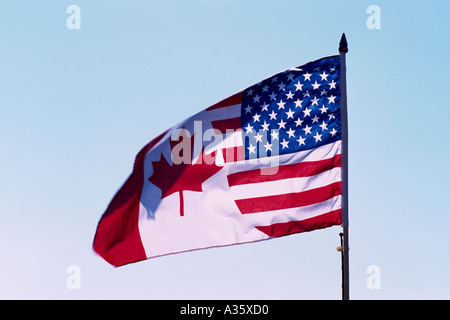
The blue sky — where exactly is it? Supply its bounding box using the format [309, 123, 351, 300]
[0, 0, 449, 299]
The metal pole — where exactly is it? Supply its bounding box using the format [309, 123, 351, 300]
[339, 33, 350, 300]
[338, 232, 344, 300]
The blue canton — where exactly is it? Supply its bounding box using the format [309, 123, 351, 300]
[241, 55, 341, 159]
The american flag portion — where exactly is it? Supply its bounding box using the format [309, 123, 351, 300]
[204, 55, 342, 237]
[205, 55, 341, 161]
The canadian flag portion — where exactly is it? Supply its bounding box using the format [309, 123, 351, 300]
[93, 56, 343, 266]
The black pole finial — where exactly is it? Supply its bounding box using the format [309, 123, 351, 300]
[339, 33, 348, 53]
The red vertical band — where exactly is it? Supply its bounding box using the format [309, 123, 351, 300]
[93, 131, 166, 267]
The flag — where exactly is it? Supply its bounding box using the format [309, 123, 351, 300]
[93, 55, 343, 267]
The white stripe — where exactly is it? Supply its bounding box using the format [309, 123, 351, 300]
[241, 195, 341, 228]
[229, 167, 341, 200]
[204, 103, 241, 120]
[226, 140, 342, 174]
[205, 129, 243, 155]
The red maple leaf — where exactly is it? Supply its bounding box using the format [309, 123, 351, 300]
[148, 130, 222, 216]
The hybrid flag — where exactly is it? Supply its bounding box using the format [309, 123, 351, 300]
[94, 55, 343, 267]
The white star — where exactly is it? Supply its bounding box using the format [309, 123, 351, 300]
[277, 119, 286, 129]
[285, 108, 295, 119]
[311, 115, 320, 123]
[262, 85, 269, 92]
[296, 136, 306, 146]
[263, 141, 273, 152]
[313, 132, 322, 142]
[244, 105, 252, 113]
[320, 105, 328, 113]
[319, 121, 328, 131]
[270, 130, 279, 140]
[319, 71, 329, 81]
[303, 90, 310, 98]
[303, 72, 312, 81]
[247, 143, 256, 154]
[330, 128, 338, 137]
[294, 81, 304, 91]
[252, 113, 261, 122]
[311, 96, 319, 106]
[253, 94, 261, 103]
[286, 127, 296, 138]
[244, 123, 254, 134]
[294, 117, 303, 127]
[320, 89, 328, 96]
[328, 113, 335, 120]
[270, 130, 278, 140]
[261, 121, 270, 131]
[254, 132, 263, 143]
[303, 124, 312, 135]
[280, 139, 289, 149]
[268, 92, 277, 101]
[329, 80, 337, 89]
[277, 100, 286, 110]
[269, 110, 277, 120]
[303, 107, 312, 117]
[312, 81, 321, 90]
[261, 103, 269, 112]
[327, 95, 336, 104]
[287, 73, 295, 81]
[277, 82, 286, 91]
[285, 91, 294, 99]
[294, 98, 303, 108]
[247, 88, 254, 96]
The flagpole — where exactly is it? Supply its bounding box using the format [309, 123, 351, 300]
[338, 33, 350, 300]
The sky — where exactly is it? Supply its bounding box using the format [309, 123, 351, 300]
[0, 0, 449, 300]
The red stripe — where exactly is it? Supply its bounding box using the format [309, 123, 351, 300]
[93, 131, 166, 267]
[222, 146, 245, 163]
[255, 209, 342, 237]
[228, 154, 341, 187]
[211, 117, 241, 133]
[206, 92, 243, 111]
[179, 191, 184, 217]
[235, 181, 341, 214]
